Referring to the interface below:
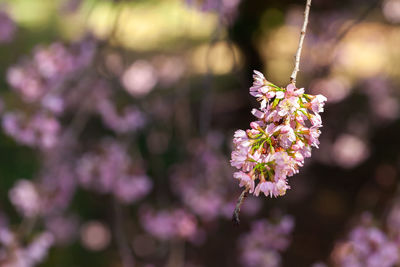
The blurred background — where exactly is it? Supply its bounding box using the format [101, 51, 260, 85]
[0, 0, 400, 266]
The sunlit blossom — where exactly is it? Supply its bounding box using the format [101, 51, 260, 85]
[230, 70, 327, 198]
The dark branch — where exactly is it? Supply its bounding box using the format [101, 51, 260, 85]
[232, 187, 250, 225]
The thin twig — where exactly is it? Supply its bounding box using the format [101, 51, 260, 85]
[232, 187, 250, 225]
[317, 0, 381, 77]
[113, 198, 135, 267]
[335, 0, 380, 45]
[290, 0, 312, 85]
[166, 240, 185, 267]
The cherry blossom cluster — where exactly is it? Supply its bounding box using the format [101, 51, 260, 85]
[231, 70, 327, 198]
[2, 37, 151, 266]
[238, 215, 294, 267]
[8, 161, 76, 220]
[3, 112, 60, 149]
[2, 40, 146, 150]
[2, 40, 95, 150]
[331, 213, 399, 267]
[0, 227, 54, 267]
[77, 139, 152, 204]
[139, 207, 199, 242]
[7, 41, 95, 103]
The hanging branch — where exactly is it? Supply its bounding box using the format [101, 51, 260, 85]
[290, 0, 312, 85]
[232, 0, 313, 225]
[232, 187, 250, 225]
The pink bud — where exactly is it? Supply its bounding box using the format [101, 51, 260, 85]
[251, 109, 264, 119]
[280, 125, 292, 134]
[250, 121, 260, 130]
[286, 83, 296, 93]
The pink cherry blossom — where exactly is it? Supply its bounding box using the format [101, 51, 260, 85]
[286, 83, 305, 96]
[310, 94, 327, 113]
[275, 91, 285, 99]
[307, 127, 321, 148]
[230, 70, 326, 198]
[277, 96, 300, 117]
[251, 108, 264, 119]
[310, 113, 322, 127]
[230, 145, 249, 169]
[234, 171, 255, 193]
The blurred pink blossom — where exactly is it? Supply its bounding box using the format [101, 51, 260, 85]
[77, 139, 152, 203]
[332, 221, 399, 267]
[0, 9, 16, 43]
[9, 179, 43, 218]
[238, 215, 295, 267]
[332, 134, 369, 168]
[121, 60, 158, 97]
[139, 207, 198, 242]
